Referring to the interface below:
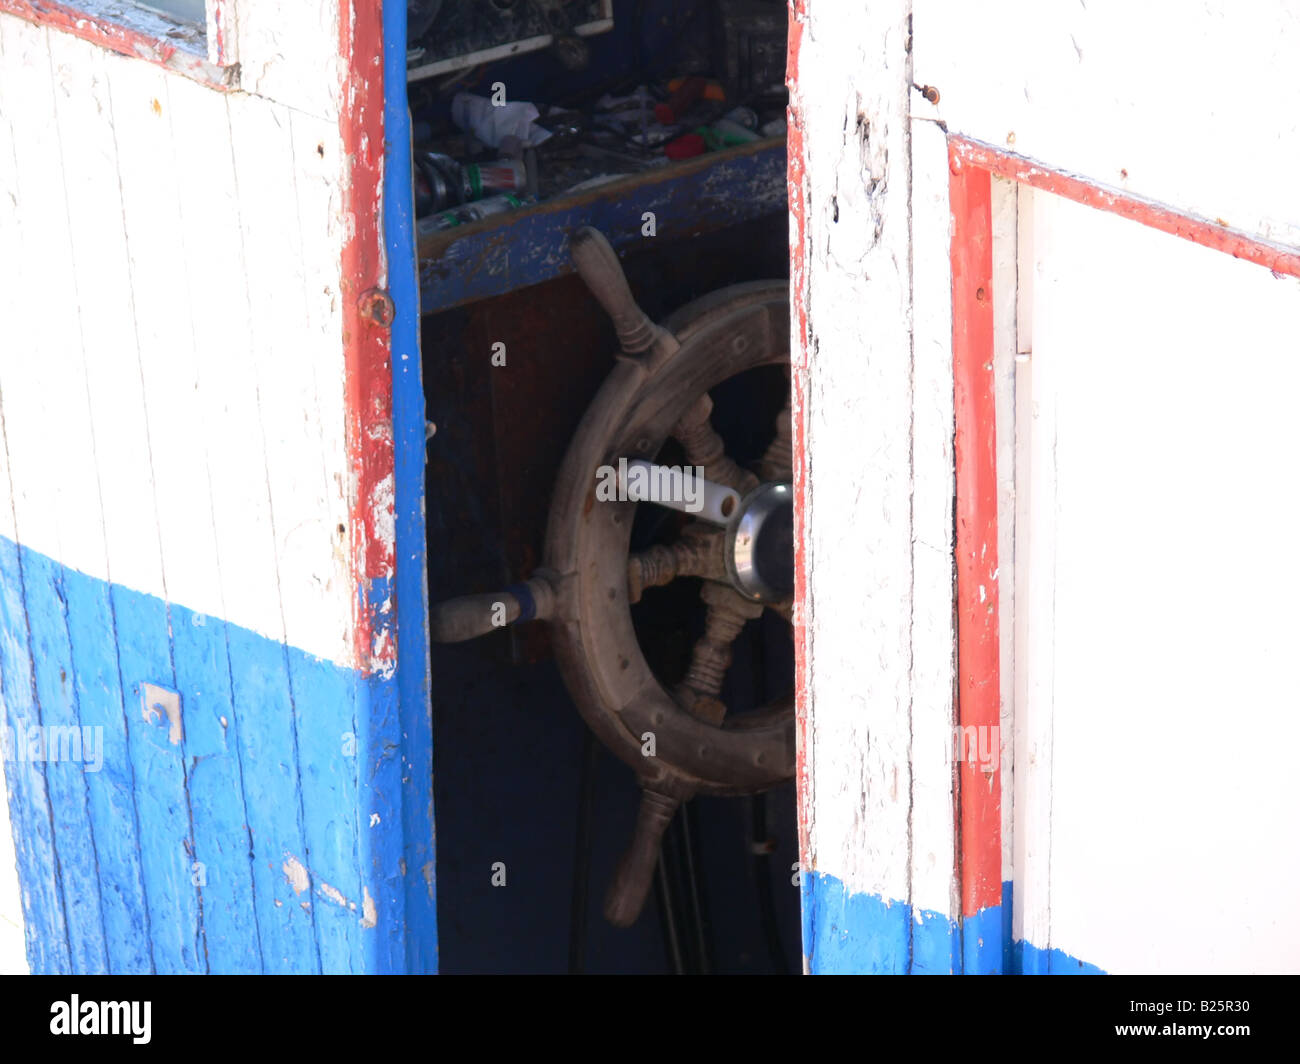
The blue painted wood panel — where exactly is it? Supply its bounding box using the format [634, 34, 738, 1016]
[386, 0, 439, 975]
[0, 538, 421, 973]
[0, 537, 71, 973]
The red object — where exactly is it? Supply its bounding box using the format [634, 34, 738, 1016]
[664, 132, 707, 160]
[951, 137, 1300, 280]
[208, 0, 237, 67]
[948, 150, 1002, 920]
[338, 0, 397, 675]
[654, 75, 707, 125]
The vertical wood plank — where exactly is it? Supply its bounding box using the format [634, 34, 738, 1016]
[949, 148, 1003, 972]
[0, 42, 70, 960]
[155, 68, 267, 975]
[114, 58, 270, 974]
[39, 32, 156, 974]
[991, 175, 1018, 937]
[89, 47, 203, 975]
[0, 15, 105, 974]
[788, 0, 920, 972]
[282, 106, 364, 972]
[223, 88, 326, 974]
[907, 117, 959, 972]
[1012, 185, 1055, 971]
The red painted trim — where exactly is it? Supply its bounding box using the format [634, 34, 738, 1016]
[339, 0, 395, 676]
[0, 0, 235, 88]
[950, 137, 1300, 279]
[785, 0, 813, 891]
[945, 136, 1300, 917]
[948, 147, 1002, 918]
[208, 0, 235, 67]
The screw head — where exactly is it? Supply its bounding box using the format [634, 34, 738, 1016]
[359, 288, 395, 327]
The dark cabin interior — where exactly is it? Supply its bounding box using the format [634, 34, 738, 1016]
[412, 0, 801, 973]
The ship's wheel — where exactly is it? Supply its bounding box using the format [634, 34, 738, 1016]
[431, 227, 795, 925]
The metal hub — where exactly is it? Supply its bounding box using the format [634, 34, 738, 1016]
[726, 482, 794, 603]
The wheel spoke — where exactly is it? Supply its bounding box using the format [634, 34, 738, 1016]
[757, 398, 793, 483]
[672, 394, 759, 496]
[627, 524, 724, 602]
[675, 582, 764, 724]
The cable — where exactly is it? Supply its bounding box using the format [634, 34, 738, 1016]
[653, 847, 686, 974]
[751, 792, 790, 974]
[567, 727, 600, 973]
[679, 799, 713, 974]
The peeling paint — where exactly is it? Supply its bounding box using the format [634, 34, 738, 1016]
[282, 855, 310, 896]
[317, 880, 349, 908]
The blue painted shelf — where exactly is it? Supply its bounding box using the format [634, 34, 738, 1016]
[418, 137, 787, 313]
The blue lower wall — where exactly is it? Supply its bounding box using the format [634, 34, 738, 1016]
[0, 535, 430, 973]
[801, 870, 1104, 975]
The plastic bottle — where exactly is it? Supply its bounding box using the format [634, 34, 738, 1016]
[417, 194, 523, 236]
[463, 159, 526, 198]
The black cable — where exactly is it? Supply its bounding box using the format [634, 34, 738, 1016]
[567, 727, 599, 973]
[653, 847, 686, 974]
[751, 792, 790, 974]
[678, 800, 713, 974]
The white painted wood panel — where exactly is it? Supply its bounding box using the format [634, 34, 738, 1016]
[227, 90, 353, 665]
[0, 9, 357, 667]
[1011, 186, 1058, 959]
[0, 58, 25, 961]
[990, 176, 1017, 889]
[1025, 191, 1300, 973]
[0, 19, 98, 581]
[913, 0, 1300, 249]
[795, 2, 964, 931]
[109, 53, 226, 620]
[235, 3, 342, 121]
[908, 118, 958, 923]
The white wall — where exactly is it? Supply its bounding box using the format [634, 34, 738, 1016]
[795, 0, 1300, 973]
[790, 0, 960, 947]
[912, 0, 1300, 972]
[1016, 190, 1300, 972]
[913, 0, 1300, 249]
[0, 13, 356, 667]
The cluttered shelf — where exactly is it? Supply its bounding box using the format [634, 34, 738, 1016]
[417, 134, 786, 313]
[408, 1, 790, 313]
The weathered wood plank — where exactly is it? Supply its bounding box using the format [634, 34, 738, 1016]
[907, 117, 959, 972]
[791, 0, 914, 903]
[0, 14, 105, 975]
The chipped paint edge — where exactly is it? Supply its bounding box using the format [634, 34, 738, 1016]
[0, 0, 237, 88]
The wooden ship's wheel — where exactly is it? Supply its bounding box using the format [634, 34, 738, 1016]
[431, 227, 795, 925]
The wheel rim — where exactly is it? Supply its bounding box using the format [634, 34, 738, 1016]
[544, 283, 795, 797]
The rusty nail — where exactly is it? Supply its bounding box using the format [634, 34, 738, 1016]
[359, 288, 395, 327]
[915, 83, 940, 105]
[976, 286, 986, 301]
